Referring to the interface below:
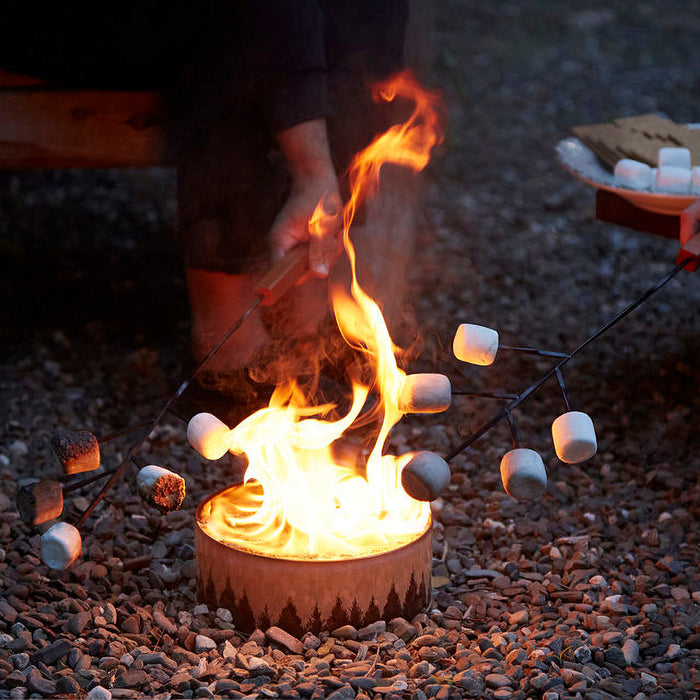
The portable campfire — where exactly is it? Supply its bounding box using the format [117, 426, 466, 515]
[16, 73, 700, 636]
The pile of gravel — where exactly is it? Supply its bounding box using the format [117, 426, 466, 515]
[1, 0, 699, 698]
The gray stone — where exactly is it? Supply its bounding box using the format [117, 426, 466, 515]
[485, 674, 513, 689]
[331, 625, 358, 641]
[88, 686, 113, 700]
[622, 639, 640, 665]
[194, 635, 216, 653]
[66, 611, 91, 635]
[216, 607, 233, 623]
[573, 645, 591, 664]
[604, 646, 627, 668]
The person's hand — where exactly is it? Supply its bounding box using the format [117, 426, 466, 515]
[270, 173, 342, 277]
[270, 119, 343, 277]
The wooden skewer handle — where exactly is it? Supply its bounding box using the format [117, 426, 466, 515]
[254, 244, 309, 306]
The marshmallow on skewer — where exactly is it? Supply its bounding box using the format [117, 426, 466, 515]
[453, 323, 499, 366]
[41, 522, 82, 569]
[16, 480, 63, 526]
[400, 451, 451, 501]
[187, 412, 231, 460]
[51, 430, 100, 475]
[551, 411, 597, 464]
[500, 448, 547, 500]
[397, 374, 451, 414]
[658, 147, 691, 170]
[137, 465, 186, 513]
[613, 159, 653, 191]
[654, 166, 691, 193]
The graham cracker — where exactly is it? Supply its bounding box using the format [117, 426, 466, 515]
[572, 114, 700, 169]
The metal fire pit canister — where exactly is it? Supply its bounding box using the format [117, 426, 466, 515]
[195, 487, 432, 637]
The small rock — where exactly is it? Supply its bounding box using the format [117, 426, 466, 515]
[387, 617, 417, 643]
[193, 604, 209, 616]
[88, 686, 112, 700]
[216, 607, 233, 623]
[665, 643, 682, 659]
[332, 624, 358, 640]
[248, 656, 275, 677]
[561, 669, 586, 687]
[56, 677, 81, 695]
[103, 603, 117, 625]
[249, 629, 266, 645]
[266, 626, 303, 654]
[508, 609, 529, 626]
[153, 610, 177, 635]
[195, 635, 216, 653]
[640, 672, 657, 691]
[573, 645, 591, 664]
[66, 610, 92, 635]
[622, 639, 640, 665]
[485, 674, 513, 689]
[604, 646, 627, 668]
[28, 675, 56, 696]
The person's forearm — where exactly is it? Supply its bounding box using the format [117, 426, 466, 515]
[276, 118, 336, 185]
[270, 119, 342, 276]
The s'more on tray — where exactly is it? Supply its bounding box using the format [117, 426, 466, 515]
[572, 113, 700, 170]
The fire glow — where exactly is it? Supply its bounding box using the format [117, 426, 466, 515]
[199, 73, 442, 561]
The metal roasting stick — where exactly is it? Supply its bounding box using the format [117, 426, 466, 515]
[62, 467, 119, 494]
[499, 345, 569, 359]
[95, 420, 154, 444]
[451, 391, 519, 400]
[75, 245, 310, 528]
[443, 257, 692, 463]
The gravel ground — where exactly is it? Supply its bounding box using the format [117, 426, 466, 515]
[1, 1, 699, 699]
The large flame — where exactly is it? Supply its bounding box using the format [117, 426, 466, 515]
[200, 72, 443, 560]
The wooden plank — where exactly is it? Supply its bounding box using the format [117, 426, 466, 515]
[0, 88, 167, 167]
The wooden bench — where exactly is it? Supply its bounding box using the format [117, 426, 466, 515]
[0, 69, 167, 168]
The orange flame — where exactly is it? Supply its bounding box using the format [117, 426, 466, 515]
[200, 72, 443, 560]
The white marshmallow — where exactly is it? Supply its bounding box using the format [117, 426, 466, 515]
[658, 147, 691, 170]
[500, 448, 547, 500]
[453, 323, 499, 366]
[400, 451, 451, 501]
[187, 412, 231, 460]
[397, 373, 451, 413]
[41, 522, 82, 569]
[551, 411, 597, 464]
[654, 166, 691, 193]
[137, 465, 186, 513]
[613, 159, 653, 190]
[691, 167, 700, 195]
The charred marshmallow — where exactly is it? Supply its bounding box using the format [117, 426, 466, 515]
[51, 430, 100, 475]
[137, 465, 186, 513]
